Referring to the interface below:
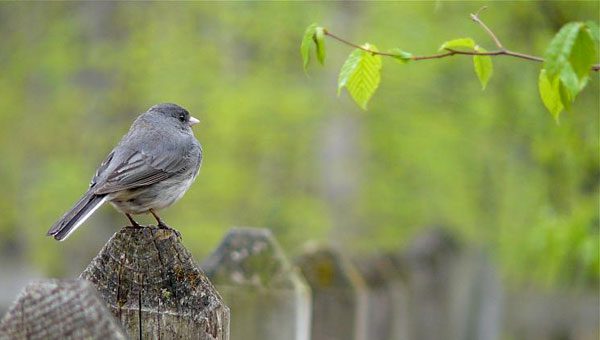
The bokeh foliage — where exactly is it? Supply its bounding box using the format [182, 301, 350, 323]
[0, 1, 597, 288]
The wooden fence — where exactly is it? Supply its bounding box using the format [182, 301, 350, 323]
[0, 226, 598, 339]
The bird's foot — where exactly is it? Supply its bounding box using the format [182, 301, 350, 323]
[125, 223, 144, 230]
[125, 213, 144, 229]
[157, 222, 181, 238]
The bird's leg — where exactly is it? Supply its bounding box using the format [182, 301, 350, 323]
[149, 209, 181, 238]
[125, 213, 143, 228]
[149, 209, 168, 227]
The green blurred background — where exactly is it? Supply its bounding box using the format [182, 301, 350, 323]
[0, 0, 597, 299]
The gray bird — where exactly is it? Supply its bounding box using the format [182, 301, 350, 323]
[47, 103, 202, 241]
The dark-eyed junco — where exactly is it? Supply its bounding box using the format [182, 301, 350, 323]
[47, 103, 202, 241]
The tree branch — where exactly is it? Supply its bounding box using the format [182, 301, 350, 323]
[471, 6, 504, 49]
[323, 11, 600, 72]
[323, 30, 399, 57]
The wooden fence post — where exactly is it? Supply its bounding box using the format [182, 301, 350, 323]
[504, 290, 599, 339]
[448, 250, 502, 340]
[400, 229, 503, 340]
[353, 255, 412, 340]
[295, 245, 368, 340]
[0, 279, 126, 339]
[202, 227, 311, 340]
[401, 228, 458, 340]
[80, 227, 230, 340]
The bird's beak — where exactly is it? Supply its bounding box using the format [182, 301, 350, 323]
[189, 116, 200, 127]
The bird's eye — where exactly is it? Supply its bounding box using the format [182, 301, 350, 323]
[179, 113, 186, 122]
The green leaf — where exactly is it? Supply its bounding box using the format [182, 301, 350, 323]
[473, 45, 493, 89]
[439, 38, 475, 51]
[314, 26, 326, 65]
[301, 23, 318, 72]
[337, 44, 382, 110]
[388, 48, 413, 64]
[338, 49, 362, 95]
[559, 81, 573, 112]
[568, 26, 596, 89]
[559, 62, 580, 98]
[585, 21, 600, 44]
[543, 22, 596, 101]
[538, 69, 564, 122]
[544, 22, 584, 79]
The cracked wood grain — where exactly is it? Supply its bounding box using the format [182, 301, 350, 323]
[80, 226, 230, 340]
[0, 279, 127, 339]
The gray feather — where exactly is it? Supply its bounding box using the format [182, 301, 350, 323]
[92, 114, 201, 195]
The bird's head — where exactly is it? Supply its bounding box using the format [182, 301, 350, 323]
[148, 103, 200, 130]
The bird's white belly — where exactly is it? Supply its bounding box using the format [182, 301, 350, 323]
[107, 175, 195, 215]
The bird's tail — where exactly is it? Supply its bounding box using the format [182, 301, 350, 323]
[47, 191, 107, 241]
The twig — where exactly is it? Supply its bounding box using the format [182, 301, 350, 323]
[471, 6, 504, 49]
[323, 11, 599, 72]
[412, 51, 455, 60]
[448, 49, 545, 62]
[324, 30, 398, 57]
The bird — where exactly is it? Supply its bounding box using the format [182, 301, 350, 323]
[47, 103, 202, 241]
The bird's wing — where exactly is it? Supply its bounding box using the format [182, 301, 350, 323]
[92, 144, 192, 195]
[90, 150, 115, 187]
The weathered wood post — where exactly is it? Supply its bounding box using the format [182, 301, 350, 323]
[0, 279, 126, 339]
[504, 290, 600, 339]
[401, 228, 458, 340]
[401, 229, 503, 340]
[295, 245, 368, 340]
[448, 250, 502, 340]
[353, 255, 412, 340]
[80, 227, 230, 339]
[202, 227, 311, 340]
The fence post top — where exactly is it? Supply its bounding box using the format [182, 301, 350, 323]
[81, 226, 229, 325]
[353, 254, 402, 288]
[203, 227, 307, 290]
[295, 244, 366, 290]
[0, 279, 126, 339]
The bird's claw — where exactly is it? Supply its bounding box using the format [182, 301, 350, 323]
[157, 223, 181, 238]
